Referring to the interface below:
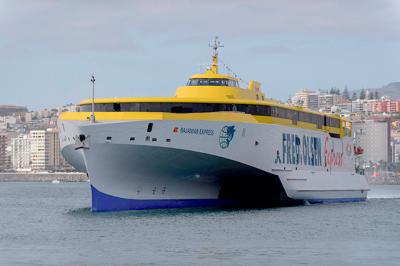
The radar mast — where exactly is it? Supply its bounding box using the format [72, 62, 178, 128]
[208, 36, 223, 74]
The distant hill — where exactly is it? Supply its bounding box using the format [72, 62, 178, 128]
[350, 82, 400, 100]
[375, 82, 400, 99]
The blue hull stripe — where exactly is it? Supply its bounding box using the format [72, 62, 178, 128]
[91, 185, 233, 212]
[307, 198, 366, 204]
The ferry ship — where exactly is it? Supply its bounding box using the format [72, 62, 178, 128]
[58, 38, 369, 211]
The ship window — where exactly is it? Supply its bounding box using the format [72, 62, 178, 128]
[82, 102, 284, 114]
[113, 103, 121, 112]
[80, 103, 114, 112]
[121, 103, 139, 111]
[187, 78, 238, 87]
[324, 116, 340, 128]
[147, 123, 153, 132]
[228, 80, 239, 87]
[140, 103, 152, 112]
[171, 103, 193, 113]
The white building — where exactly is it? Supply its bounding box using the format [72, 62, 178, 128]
[353, 119, 391, 164]
[393, 143, 400, 163]
[0, 134, 7, 170]
[292, 90, 319, 110]
[30, 129, 63, 171]
[25, 112, 32, 122]
[319, 94, 335, 112]
[337, 102, 352, 113]
[30, 130, 46, 170]
[11, 134, 31, 171]
[350, 99, 379, 114]
[351, 99, 364, 113]
[61, 104, 78, 112]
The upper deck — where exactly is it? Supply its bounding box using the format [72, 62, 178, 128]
[60, 37, 351, 138]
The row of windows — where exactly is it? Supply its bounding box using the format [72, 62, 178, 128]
[79, 102, 341, 129]
[186, 78, 239, 87]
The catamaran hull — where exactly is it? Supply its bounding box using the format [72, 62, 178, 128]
[59, 118, 369, 211]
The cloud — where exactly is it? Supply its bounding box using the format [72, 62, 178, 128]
[0, 0, 399, 55]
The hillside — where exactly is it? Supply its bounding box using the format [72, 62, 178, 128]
[351, 82, 400, 100]
[376, 82, 400, 99]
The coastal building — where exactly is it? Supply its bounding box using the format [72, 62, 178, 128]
[350, 99, 380, 114]
[353, 119, 391, 165]
[11, 134, 31, 171]
[45, 128, 62, 170]
[336, 102, 352, 113]
[0, 134, 7, 171]
[375, 98, 399, 113]
[0, 121, 6, 131]
[318, 94, 334, 112]
[30, 129, 64, 171]
[25, 112, 32, 122]
[393, 143, 400, 163]
[318, 94, 346, 113]
[30, 130, 46, 170]
[291, 90, 319, 110]
[0, 105, 28, 116]
[61, 104, 79, 112]
[351, 99, 365, 113]
[364, 99, 378, 113]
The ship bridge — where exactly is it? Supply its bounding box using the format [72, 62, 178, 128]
[175, 37, 265, 101]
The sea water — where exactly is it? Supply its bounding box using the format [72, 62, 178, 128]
[0, 182, 399, 266]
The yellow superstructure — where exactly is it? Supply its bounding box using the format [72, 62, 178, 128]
[60, 37, 351, 138]
[175, 41, 265, 101]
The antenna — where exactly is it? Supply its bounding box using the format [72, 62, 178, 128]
[209, 36, 224, 57]
[90, 74, 96, 123]
[208, 37, 223, 74]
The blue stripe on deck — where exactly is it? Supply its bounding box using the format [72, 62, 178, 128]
[91, 185, 232, 212]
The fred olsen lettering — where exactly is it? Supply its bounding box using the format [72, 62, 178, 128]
[275, 133, 322, 167]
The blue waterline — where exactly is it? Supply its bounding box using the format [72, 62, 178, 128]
[91, 185, 234, 212]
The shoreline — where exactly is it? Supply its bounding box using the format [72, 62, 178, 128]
[0, 172, 88, 182]
[1, 172, 399, 185]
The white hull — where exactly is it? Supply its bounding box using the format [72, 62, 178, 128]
[59, 117, 369, 211]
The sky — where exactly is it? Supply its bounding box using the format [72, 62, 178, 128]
[0, 0, 399, 110]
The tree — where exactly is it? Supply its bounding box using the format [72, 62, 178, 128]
[351, 92, 357, 100]
[359, 89, 366, 100]
[343, 87, 350, 100]
[374, 90, 379, 99]
[329, 87, 341, 95]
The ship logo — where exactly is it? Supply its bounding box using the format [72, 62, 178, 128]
[219, 125, 236, 149]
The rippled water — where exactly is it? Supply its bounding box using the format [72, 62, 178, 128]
[0, 182, 399, 266]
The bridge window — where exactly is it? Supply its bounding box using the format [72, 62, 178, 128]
[187, 78, 238, 87]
